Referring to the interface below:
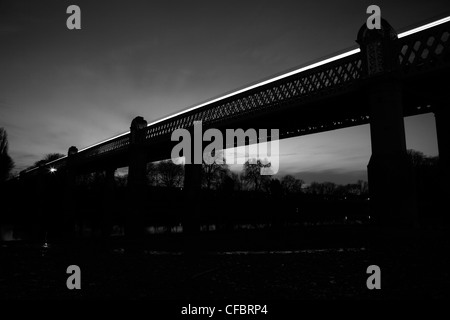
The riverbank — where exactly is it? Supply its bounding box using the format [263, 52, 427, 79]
[1, 225, 449, 299]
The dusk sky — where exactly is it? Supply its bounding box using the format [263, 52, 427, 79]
[1, 0, 450, 184]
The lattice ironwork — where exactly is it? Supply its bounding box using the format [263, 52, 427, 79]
[82, 135, 129, 159]
[398, 23, 450, 74]
[144, 53, 363, 141]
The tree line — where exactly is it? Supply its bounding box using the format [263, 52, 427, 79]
[0, 126, 439, 200]
[112, 157, 369, 198]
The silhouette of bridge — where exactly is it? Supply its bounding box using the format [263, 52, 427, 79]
[18, 16, 450, 228]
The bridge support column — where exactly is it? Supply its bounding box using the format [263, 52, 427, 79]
[61, 146, 78, 240]
[357, 18, 417, 227]
[65, 146, 78, 192]
[126, 116, 148, 238]
[183, 122, 203, 235]
[33, 169, 47, 241]
[183, 163, 202, 234]
[435, 105, 450, 179]
[105, 167, 116, 193]
[367, 79, 417, 226]
[128, 117, 148, 189]
[100, 167, 116, 240]
[434, 104, 450, 223]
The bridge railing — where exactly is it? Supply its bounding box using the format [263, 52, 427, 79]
[20, 134, 130, 176]
[144, 52, 363, 142]
[398, 18, 450, 75]
[81, 135, 130, 160]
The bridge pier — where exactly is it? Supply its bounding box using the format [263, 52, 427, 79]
[33, 167, 48, 241]
[60, 146, 78, 240]
[358, 19, 418, 227]
[98, 166, 116, 240]
[366, 79, 418, 226]
[435, 104, 450, 179]
[128, 116, 148, 189]
[434, 104, 450, 223]
[183, 122, 203, 235]
[126, 116, 148, 238]
[183, 162, 202, 234]
[105, 167, 116, 195]
[65, 146, 78, 191]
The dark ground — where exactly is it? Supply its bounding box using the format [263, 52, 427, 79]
[1, 225, 449, 301]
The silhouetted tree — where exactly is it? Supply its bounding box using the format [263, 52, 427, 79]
[406, 149, 440, 218]
[0, 128, 14, 181]
[115, 174, 128, 188]
[281, 175, 304, 194]
[77, 171, 109, 190]
[221, 173, 237, 194]
[306, 181, 321, 195]
[305, 180, 369, 198]
[147, 162, 158, 186]
[268, 178, 283, 197]
[241, 159, 271, 191]
[232, 172, 243, 191]
[202, 152, 230, 190]
[334, 183, 362, 198]
[33, 153, 65, 167]
[261, 176, 273, 193]
[357, 179, 369, 195]
[322, 182, 336, 195]
[407, 149, 438, 167]
[306, 181, 336, 196]
[219, 172, 242, 193]
[157, 160, 184, 188]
